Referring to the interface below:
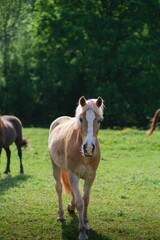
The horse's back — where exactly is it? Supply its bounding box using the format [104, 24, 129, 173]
[1, 115, 22, 128]
[2, 115, 22, 134]
[49, 116, 74, 146]
[49, 116, 73, 132]
[48, 116, 75, 169]
[0, 115, 22, 147]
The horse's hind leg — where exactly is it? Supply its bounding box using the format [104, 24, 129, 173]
[15, 141, 24, 174]
[68, 194, 75, 213]
[4, 147, 11, 174]
[51, 161, 65, 221]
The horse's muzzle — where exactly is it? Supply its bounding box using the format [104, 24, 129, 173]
[83, 143, 95, 157]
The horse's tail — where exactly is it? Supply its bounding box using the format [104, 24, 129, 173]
[61, 170, 72, 195]
[147, 109, 160, 135]
[22, 138, 28, 147]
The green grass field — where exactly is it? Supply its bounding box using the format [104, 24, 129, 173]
[0, 128, 160, 240]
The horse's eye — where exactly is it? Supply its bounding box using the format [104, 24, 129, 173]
[79, 117, 83, 123]
[98, 119, 102, 124]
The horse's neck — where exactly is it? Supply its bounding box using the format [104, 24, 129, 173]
[64, 121, 81, 144]
[0, 118, 2, 128]
[0, 117, 4, 127]
[74, 126, 83, 146]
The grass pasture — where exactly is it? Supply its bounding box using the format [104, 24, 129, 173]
[0, 128, 160, 240]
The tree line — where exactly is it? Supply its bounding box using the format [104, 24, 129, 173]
[0, 0, 160, 128]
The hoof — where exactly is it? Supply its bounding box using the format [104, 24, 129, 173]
[4, 170, 10, 174]
[85, 223, 90, 232]
[67, 203, 75, 213]
[78, 232, 88, 240]
[57, 217, 65, 222]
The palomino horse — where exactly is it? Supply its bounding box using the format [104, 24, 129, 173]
[48, 96, 104, 240]
[0, 115, 27, 174]
[147, 109, 160, 135]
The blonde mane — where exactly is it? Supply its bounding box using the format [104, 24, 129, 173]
[75, 98, 104, 119]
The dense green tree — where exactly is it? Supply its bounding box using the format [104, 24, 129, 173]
[0, 0, 37, 123]
[0, 0, 23, 111]
[30, 0, 160, 126]
[0, 0, 160, 127]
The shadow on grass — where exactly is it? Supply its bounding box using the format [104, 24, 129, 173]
[0, 174, 30, 195]
[61, 212, 111, 240]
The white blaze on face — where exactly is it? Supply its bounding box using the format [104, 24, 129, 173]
[83, 109, 96, 155]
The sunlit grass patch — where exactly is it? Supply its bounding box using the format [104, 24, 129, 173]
[0, 128, 160, 239]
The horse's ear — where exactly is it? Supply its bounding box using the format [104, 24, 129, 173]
[79, 96, 86, 107]
[96, 96, 103, 107]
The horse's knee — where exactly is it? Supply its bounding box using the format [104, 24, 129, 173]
[76, 198, 84, 211]
[55, 181, 62, 194]
[83, 194, 89, 205]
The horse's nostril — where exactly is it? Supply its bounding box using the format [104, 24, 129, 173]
[92, 144, 95, 154]
[83, 143, 87, 153]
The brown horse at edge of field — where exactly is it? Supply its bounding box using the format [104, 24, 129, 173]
[0, 115, 27, 174]
[48, 96, 104, 240]
[147, 109, 160, 135]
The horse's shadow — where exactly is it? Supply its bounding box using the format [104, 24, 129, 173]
[0, 174, 30, 195]
[61, 211, 111, 240]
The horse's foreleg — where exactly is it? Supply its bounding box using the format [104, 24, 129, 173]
[83, 175, 96, 230]
[68, 172, 88, 240]
[4, 147, 11, 174]
[52, 161, 65, 222]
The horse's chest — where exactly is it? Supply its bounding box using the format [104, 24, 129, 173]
[78, 164, 94, 179]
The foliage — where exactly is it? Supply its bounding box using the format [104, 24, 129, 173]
[0, 128, 160, 239]
[0, 1, 160, 127]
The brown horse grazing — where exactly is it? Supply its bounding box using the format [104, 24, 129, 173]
[147, 109, 160, 135]
[48, 96, 104, 240]
[0, 115, 27, 174]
